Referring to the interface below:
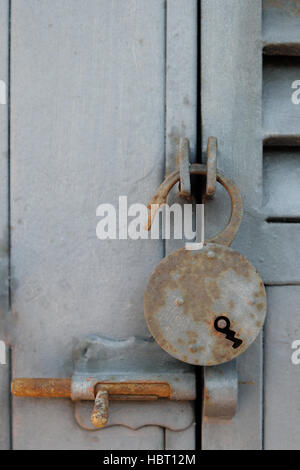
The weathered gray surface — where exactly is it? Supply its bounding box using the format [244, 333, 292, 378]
[261, 1, 300, 283]
[10, 0, 199, 451]
[165, 0, 197, 449]
[202, 1, 300, 285]
[264, 287, 300, 450]
[165, 424, 196, 451]
[264, 148, 300, 217]
[202, 0, 263, 213]
[201, 0, 264, 449]
[14, 398, 164, 450]
[11, 0, 168, 450]
[263, 0, 300, 47]
[202, 0, 300, 450]
[264, 58, 300, 139]
[8, 0, 300, 451]
[0, 0, 10, 451]
[166, 0, 197, 174]
[75, 400, 195, 432]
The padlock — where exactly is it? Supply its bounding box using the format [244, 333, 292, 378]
[144, 164, 267, 366]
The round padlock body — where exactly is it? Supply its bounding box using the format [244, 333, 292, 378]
[144, 243, 266, 366]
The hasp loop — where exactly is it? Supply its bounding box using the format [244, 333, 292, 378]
[146, 163, 243, 247]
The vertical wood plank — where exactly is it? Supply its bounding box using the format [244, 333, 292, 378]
[165, 0, 197, 450]
[11, 0, 166, 449]
[201, 0, 263, 212]
[201, 0, 263, 450]
[0, 0, 10, 451]
[264, 287, 300, 450]
[166, 0, 198, 174]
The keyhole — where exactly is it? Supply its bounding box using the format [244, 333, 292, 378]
[214, 316, 243, 349]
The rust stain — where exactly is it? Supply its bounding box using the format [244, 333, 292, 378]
[186, 331, 198, 344]
[11, 379, 171, 400]
[189, 345, 204, 354]
[11, 378, 72, 398]
[256, 303, 265, 312]
[95, 382, 170, 399]
[204, 387, 210, 402]
[91, 390, 109, 428]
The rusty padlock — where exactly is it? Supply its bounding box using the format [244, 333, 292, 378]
[144, 164, 266, 366]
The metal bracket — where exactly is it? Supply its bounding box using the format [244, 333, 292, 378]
[12, 336, 196, 430]
[176, 136, 217, 201]
[203, 361, 238, 421]
[177, 138, 192, 199]
[74, 335, 196, 429]
[205, 136, 218, 200]
[71, 335, 195, 402]
[72, 335, 195, 431]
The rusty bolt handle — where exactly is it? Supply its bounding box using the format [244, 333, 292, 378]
[11, 378, 72, 398]
[146, 163, 243, 247]
[11, 379, 109, 428]
[11, 378, 172, 428]
[91, 389, 109, 428]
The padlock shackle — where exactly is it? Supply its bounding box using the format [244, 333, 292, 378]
[146, 163, 243, 247]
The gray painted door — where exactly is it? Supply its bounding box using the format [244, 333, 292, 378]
[201, 0, 300, 450]
[1, 0, 197, 450]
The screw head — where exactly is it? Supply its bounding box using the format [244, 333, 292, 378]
[175, 297, 184, 307]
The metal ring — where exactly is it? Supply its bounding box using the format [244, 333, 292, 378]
[146, 163, 243, 247]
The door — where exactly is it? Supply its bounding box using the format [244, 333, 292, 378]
[201, 0, 300, 450]
[0, 0, 300, 451]
[1, 0, 197, 450]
